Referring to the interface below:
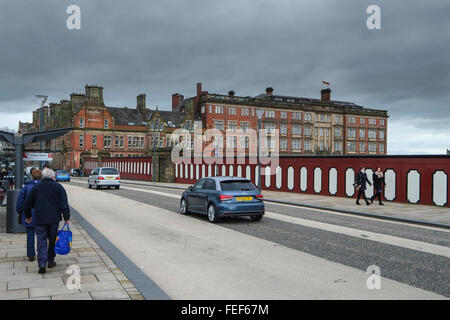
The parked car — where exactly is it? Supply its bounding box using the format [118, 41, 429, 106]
[55, 170, 71, 182]
[180, 177, 264, 223]
[88, 167, 120, 190]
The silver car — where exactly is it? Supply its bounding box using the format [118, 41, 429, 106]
[88, 167, 120, 190]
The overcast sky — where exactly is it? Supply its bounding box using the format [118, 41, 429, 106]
[1, 0, 449, 154]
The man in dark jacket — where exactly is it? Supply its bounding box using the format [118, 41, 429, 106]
[24, 168, 70, 274]
[355, 166, 372, 206]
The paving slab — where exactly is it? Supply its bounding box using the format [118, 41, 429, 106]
[52, 292, 92, 300]
[30, 286, 80, 298]
[90, 288, 129, 300]
[0, 289, 29, 300]
[8, 277, 64, 290]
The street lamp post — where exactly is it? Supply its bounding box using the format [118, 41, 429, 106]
[255, 109, 264, 192]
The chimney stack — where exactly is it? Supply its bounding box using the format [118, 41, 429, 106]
[137, 94, 146, 115]
[228, 90, 235, 96]
[266, 87, 274, 95]
[172, 93, 184, 112]
[321, 88, 331, 102]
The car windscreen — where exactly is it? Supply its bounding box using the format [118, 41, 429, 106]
[100, 168, 119, 175]
[58, 171, 68, 174]
[220, 180, 256, 191]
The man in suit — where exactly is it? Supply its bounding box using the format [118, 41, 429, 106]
[24, 168, 71, 274]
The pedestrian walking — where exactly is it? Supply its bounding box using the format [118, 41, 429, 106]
[371, 167, 386, 205]
[16, 168, 41, 261]
[24, 168, 70, 274]
[355, 166, 372, 206]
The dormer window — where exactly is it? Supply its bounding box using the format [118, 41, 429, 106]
[79, 118, 84, 128]
[104, 120, 109, 129]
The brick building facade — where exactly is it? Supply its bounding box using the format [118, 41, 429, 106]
[20, 82, 388, 171]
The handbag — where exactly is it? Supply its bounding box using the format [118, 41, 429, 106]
[54, 223, 72, 255]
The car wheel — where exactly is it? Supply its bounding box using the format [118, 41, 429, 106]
[251, 215, 263, 222]
[207, 203, 218, 223]
[95, 183, 100, 190]
[115, 186, 120, 190]
[180, 198, 190, 215]
[88, 182, 92, 189]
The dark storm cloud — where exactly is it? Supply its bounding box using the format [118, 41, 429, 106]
[0, 0, 449, 151]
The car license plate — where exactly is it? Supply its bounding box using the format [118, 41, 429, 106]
[106, 177, 114, 179]
[236, 196, 252, 201]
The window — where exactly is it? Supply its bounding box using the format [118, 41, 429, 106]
[292, 124, 301, 135]
[204, 179, 216, 190]
[319, 141, 324, 151]
[228, 121, 237, 131]
[265, 123, 276, 134]
[314, 128, 318, 137]
[368, 129, 377, 139]
[104, 136, 112, 149]
[280, 138, 288, 150]
[325, 128, 329, 137]
[280, 124, 287, 135]
[334, 128, 341, 138]
[379, 130, 385, 139]
[359, 129, 365, 138]
[240, 136, 250, 149]
[214, 120, 224, 131]
[228, 107, 236, 115]
[201, 106, 205, 113]
[281, 111, 287, 119]
[360, 118, 366, 125]
[348, 117, 356, 124]
[369, 118, 377, 125]
[265, 110, 275, 118]
[291, 138, 301, 150]
[305, 113, 312, 121]
[319, 114, 324, 122]
[379, 143, 385, 153]
[209, 105, 212, 113]
[79, 135, 84, 148]
[360, 143, 365, 152]
[293, 112, 302, 120]
[115, 136, 124, 149]
[79, 118, 84, 128]
[215, 105, 223, 114]
[304, 140, 311, 150]
[104, 120, 109, 129]
[380, 119, 385, 126]
[241, 137, 250, 149]
[325, 115, 330, 122]
[369, 142, 377, 152]
[241, 108, 249, 116]
[347, 128, 356, 138]
[220, 180, 255, 191]
[92, 135, 97, 146]
[319, 128, 324, 137]
[304, 126, 311, 136]
[241, 122, 249, 132]
[334, 115, 342, 123]
[334, 141, 342, 152]
[348, 141, 356, 152]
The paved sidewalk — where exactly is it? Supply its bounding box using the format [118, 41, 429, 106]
[0, 207, 145, 300]
[111, 178, 450, 226]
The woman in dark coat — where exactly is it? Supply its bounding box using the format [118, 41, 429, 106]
[371, 167, 386, 205]
[355, 166, 372, 206]
[16, 169, 41, 261]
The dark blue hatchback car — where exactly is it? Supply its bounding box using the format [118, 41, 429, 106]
[180, 176, 265, 223]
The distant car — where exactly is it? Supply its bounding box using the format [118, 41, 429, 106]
[88, 167, 120, 190]
[70, 168, 81, 177]
[180, 177, 264, 223]
[55, 170, 71, 182]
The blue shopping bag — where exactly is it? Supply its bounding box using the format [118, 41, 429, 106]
[55, 223, 72, 255]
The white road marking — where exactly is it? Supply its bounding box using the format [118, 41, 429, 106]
[118, 185, 450, 258]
